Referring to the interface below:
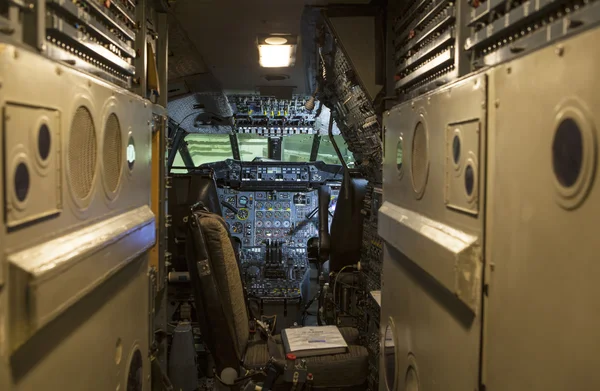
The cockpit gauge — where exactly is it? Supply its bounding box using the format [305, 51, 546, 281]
[256, 211, 263, 218]
[264, 229, 273, 237]
[283, 221, 291, 228]
[266, 202, 273, 209]
[227, 196, 237, 204]
[266, 211, 273, 218]
[237, 208, 249, 220]
[284, 211, 291, 219]
[256, 202, 264, 209]
[274, 220, 282, 228]
[232, 222, 243, 234]
[239, 196, 249, 207]
[265, 221, 272, 228]
[256, 221, 264, 227]
[274, 212, 282, 218]
[224, 209, 236, 219]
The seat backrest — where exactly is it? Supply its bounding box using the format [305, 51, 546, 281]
[329, 170, 369, 271]
[170, 174, 223, 270]
[185, 208, 249, 371]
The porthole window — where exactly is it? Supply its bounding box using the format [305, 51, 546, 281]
[14, 162, 30, 202]
[126, 349, 143, 391]
[38, 123, 51, 161]
[452, 133, 461, 165]
[396, 137, 403, 172]
[465, 164, 475, 196]
[127, 136, 136, 171]
[552, 117, 583, 188]
[384, 323, 397, 391]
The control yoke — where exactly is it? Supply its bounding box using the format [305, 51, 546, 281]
[317, 185, 331, 263]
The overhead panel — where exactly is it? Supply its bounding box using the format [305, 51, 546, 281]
[326, 13, 383, 101]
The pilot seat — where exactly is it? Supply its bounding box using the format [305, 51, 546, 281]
[185, 203, 369, 389]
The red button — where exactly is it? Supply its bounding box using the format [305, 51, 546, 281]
[286, 353, 297, 361]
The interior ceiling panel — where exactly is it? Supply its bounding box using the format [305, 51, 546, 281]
[168, 92, 233, 133]
[168, 13, 210, 81]
[171, 0, 370, 95]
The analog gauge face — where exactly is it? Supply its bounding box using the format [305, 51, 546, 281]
[283, 220, 291, 228]
[256, 229, 264, 236]
[239, 196, 248, 207]
[256, 220, 263, 228]
[232, 222, 243, 234]
[237, 208, 249, 220]
[224, 209, 235, 219]
[273, 229, 281, 237]
[227, 196, 237, 204]
[284, 211, 291, 219]
[264, 229, 272, 237]
[274, 220, 281, 228]
[256, 211, 263, 218]
[266, 202, 273, 209]
[274, 211, 282, 218]
[275, 202, 282, 209]
[256, 202, 264, 209]
[265, 221, 272, 228]
[265, 211, 272, 218]
[284, 202, 291, 209]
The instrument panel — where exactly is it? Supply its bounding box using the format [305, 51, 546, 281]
[199, 159, 343, 191]
[219, 188, 338, 247]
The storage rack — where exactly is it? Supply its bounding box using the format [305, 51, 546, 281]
[0, 0, 167, 100]
[391, 0, 470, 101]
[465, 0, 600, 67]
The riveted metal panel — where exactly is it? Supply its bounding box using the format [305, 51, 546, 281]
[379, 71, 486, 391]
[0, 42, 154, 390]
[484, 26, 600, 391]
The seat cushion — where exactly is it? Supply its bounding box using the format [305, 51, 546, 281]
[244, 330, 368, 388]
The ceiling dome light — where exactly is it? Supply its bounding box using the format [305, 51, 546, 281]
[257, 34, 297, 68]
[265, 37, 288, 45]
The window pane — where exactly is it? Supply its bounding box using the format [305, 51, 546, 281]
[171, 151, 188, 173]
[185, 133, 233, 166]
[318, 135, 354, 166]
[282, 134, 314, 162]
[238, 134, 269, 161]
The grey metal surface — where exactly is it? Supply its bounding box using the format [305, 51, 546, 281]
[483, 26, 600, 390]
[379, 71, 486, 391]
[0, 42, 155, 390]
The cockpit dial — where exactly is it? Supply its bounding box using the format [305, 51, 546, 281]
[239, 196, 249, 207]
[237, 208, 249, 220]
[232, 222, 243, 234]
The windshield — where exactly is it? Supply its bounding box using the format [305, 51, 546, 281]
[318, 135, 354, 166]
[238, 134, 269, 161]
[185, 133, 233, 166]
[176, 132, 354, 166]
[171, 151, 188, 173]
[282, 134, 314, 162]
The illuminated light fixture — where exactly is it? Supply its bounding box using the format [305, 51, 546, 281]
[257, 34, 297, 68]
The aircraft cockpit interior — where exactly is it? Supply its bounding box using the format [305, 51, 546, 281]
[2, 0, 600, 390]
